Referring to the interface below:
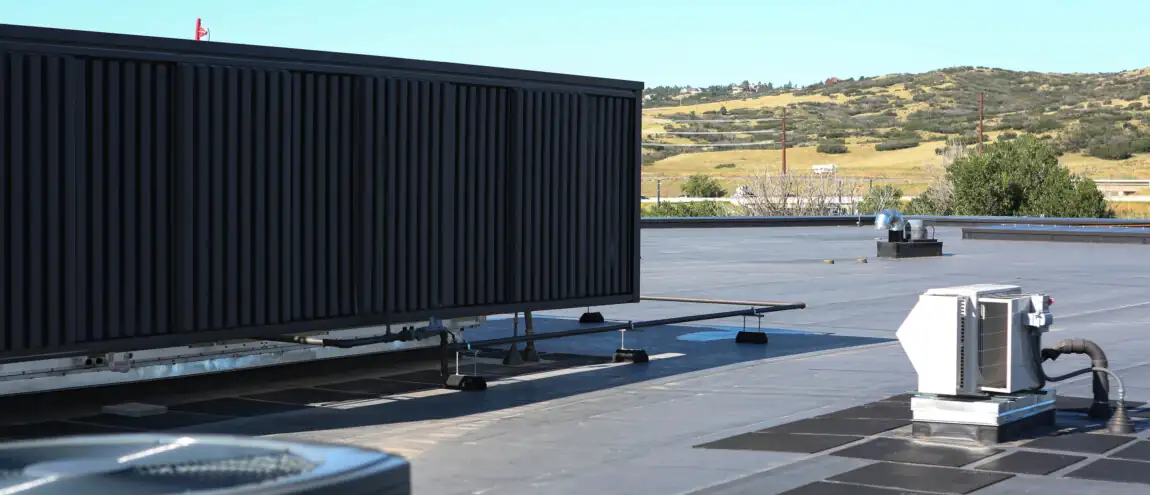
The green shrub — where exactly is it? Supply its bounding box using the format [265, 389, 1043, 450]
[816, 141, 849, 154]
[714, 163, 736, 169]
[1089, 141, 1133, 160]
[997, 131, 1018, 141]
[947, 135, 1112, 218]
[681, 174, 727, 198]
[1132, 137, 1150, 153]
[875, 140, 920, 152]
[1025, 117, 1061, 133]
[950, 135, 989, 146]
[1129, 102, 1144, 110]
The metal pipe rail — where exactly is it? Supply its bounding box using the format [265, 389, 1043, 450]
[640, 295, 806, 307]
[453, 303, 806, 350]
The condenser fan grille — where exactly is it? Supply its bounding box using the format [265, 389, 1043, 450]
[124, 452, 318, 489]
[0, 434, 410, 494]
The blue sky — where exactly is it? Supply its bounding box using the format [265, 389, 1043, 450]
[3, 1, 1147, 87]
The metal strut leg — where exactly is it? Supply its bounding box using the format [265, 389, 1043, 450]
[503, 312, 525, 366]
[522, 311, 540, 362]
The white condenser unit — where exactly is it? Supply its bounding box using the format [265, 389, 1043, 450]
[896, 284, 1053, 397]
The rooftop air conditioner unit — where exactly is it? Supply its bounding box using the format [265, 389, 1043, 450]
[0, 433, 410, 494]
[896, 284, 1053, 397]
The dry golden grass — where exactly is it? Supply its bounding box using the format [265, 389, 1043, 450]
[1111, 202, 1150, 219]
[885, 83, 914, 100]
[642, 121, 669, 134]
[642, 92, 837, 117]
[1056, 153, 1150, 178]
[644, 141, 944, 178]
[644, 139, 1150, 180]
[640, 178, 932, 198]
[895, 101, 931, 118]
[639, 72, 1150, 182]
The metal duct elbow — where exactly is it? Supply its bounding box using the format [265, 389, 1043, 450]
[874, 208, 904, 231]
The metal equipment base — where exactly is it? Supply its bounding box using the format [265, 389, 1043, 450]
[735, 331, 769, 344]
[502, 344, 525, 366]
[444, 374, 488, 391]
[580, 312, 606, 324]
[521, 345, 541, 363]
[877, 240, 944, 259]
[910, 391, 1057, 444]
[613, 349, 649, 363]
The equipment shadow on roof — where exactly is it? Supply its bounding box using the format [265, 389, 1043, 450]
[164, 330, 888, 439]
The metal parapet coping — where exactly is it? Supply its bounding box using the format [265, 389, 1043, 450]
[639, 215, 1150, 229]
[962, 225, 1150, 244]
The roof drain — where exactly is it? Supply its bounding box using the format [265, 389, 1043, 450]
[1039, 338, 1134, 434]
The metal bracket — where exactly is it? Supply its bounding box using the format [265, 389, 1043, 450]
[107, 352, 133, 373]
[741, 309, 765, 332]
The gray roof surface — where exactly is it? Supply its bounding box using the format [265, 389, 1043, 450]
[201, 226, 1150, 494]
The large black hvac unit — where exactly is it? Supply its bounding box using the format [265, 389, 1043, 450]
[0, 434, 410, 494]
[0, 24, 643, 361]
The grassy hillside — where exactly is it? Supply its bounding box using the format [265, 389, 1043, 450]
[643, 67, 1150, 179]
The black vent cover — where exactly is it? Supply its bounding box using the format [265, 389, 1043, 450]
[0, 433, 409, 494]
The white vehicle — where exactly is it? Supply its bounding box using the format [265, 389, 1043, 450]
[812, 164, 837, 175]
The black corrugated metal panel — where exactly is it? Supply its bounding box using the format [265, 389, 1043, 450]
[0, 24, 641, 360]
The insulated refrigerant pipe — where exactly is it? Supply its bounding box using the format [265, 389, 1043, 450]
[1041, 338, 1113, 418]
[453, 303, 806, 350]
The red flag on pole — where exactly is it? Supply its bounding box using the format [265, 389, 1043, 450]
[195, 18, 209, 41]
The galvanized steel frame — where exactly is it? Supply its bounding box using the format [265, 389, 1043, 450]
[0, 24, 643, 361]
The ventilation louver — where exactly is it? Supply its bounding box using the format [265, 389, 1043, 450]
[0, 433, 409, 494]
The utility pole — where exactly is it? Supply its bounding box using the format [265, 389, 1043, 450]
[978, 92, 984, 153]
[781, 107, 788, 175]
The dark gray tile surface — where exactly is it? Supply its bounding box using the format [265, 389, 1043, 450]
[1109, 440, 1150, 462]
[975, 451, 1087, 475]
[0, 420, 140, 440]
[72, 411, 231, 430]
[759, 417, 908, 436]
[381, 369, 448, 384]
[169, 397, 312, 417]
[779, 481, 929, 494]
[832, 437, 1002, 467]
[315, 378, 437, 395]
[1066, 458, 1150, 485]
[1023, 433, 1135, 454]
[829, 462, 1013, 494]
[241, 387, 373, 405]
